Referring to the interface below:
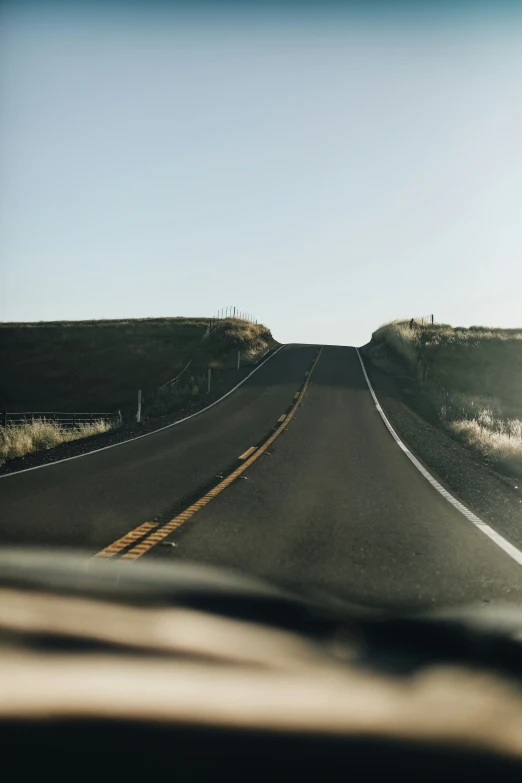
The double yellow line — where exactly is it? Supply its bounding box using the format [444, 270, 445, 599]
[95, 347, 323, 562]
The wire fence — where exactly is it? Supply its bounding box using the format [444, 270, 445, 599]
[412, 314, 435, 326]
[1, 411, 121, 428]
[207, 306, 258, 333]
[158, 359, 194, 395]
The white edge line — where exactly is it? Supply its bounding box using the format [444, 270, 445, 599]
[0, 345, 286, 480]
[355, 348, 522, 568]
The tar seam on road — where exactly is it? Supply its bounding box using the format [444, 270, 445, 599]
[95, 347, 324, 561]
[356, 348, 522, 568]
[0, 344, 285, 480]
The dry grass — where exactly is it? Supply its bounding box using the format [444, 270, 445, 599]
[0, 316, 276, 467]
[448, 418, 522, 476]
[0, 419, 114, 466]
[371, 320, 522, 477]
[145, 319, 276, 419]
[0, 318, 211, 414]
[372, 320, 422, 367]
[0, 316, 277, 420]
[212, 319, 274, 362]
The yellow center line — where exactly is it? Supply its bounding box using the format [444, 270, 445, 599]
[239, 446, 257, 460]
[94, 347, 323, 562]
[95, 522, 158, 558]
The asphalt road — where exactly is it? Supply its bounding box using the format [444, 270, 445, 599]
[2, 343, 522, 610]
[0, 344, 316, 549]
[151, 346, 522, 611]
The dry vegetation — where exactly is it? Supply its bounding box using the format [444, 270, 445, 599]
[145, 319, 276, 419]
[0, 316, 275, 414]
[0, 419, 114, 466]
[369, 320, 522, 477]
[0, 316, 277, 464]
[0, 317, 212, 414]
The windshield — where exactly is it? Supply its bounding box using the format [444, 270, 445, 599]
[2, 0, 522, 615]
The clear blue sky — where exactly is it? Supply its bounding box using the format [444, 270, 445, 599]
[1, 1, 522, 346]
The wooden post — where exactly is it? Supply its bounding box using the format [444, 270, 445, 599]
[136, 390, 142, 423]
[237, 350, 241, 370]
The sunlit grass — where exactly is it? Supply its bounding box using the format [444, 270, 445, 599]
[448, 417, 522, 476]
[0, 419, 115, 466]
[372, 320, 522, 477]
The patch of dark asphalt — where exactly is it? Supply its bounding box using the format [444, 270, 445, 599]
[0, 349, 279, 477]
[362, 352, 522, 551]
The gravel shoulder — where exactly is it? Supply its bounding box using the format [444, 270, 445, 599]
[361, 347, 522, 552]
[0, 346, 280, 477]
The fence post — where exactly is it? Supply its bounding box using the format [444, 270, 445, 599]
[136, 390, 142, 424]
[237, 350, 241, 370]
[207, 368, 211, 394]
[234, 306, 236, 318]
[73, 413, 76, 427]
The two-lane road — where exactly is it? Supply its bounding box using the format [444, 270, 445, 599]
[158, 346, 522, 610]
[2, 344, 522, 610]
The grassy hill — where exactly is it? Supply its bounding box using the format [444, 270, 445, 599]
[366, 320, 522, 477]
[0, 316, 277, 421]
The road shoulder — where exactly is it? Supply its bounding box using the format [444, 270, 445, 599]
[361, 350, 522, 551]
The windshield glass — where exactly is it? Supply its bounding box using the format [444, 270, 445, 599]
[2, 0, 522, 614]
